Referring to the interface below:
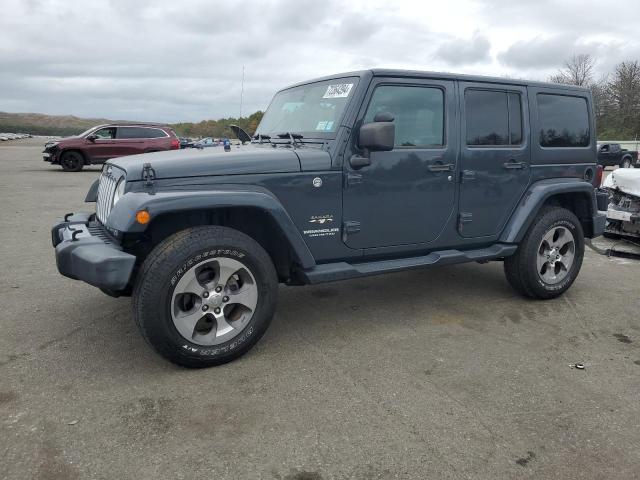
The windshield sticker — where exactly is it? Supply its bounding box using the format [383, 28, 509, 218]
[323, 83, 353, 98]
[315, 120, 335, 131]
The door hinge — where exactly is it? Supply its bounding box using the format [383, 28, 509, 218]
[459, 212, 473, 230]
[345, 172, 363, 187]
[342, 221, 361, 241]
[461, 170, 476, 182]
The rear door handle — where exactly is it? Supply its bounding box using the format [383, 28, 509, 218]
[503, 161, 526, 169]
[427, 163, 454, 173]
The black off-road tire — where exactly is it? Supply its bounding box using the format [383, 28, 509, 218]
[60, 151, 85, 172]
[132, 226, 278, 368]
[504, 206, 585, 299]
[621, 156, 633, 169]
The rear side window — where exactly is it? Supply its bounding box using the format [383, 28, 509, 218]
[537, 94, 589, 148]
[117, 127, 167, 139]
[465, 90, 523, 146]
[146, 128, 168, 138]
[364, 85, 444, 148]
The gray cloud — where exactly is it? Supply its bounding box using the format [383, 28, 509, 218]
[435, 33, 491, 66]
[0, 0, 638, 122]
[498, 34, 587, 69]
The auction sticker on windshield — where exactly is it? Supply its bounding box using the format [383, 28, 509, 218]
[323, 83, 353, 98]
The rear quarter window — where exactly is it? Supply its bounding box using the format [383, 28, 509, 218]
[537, 94, 590, 148]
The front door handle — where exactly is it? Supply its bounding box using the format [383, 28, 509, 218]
[427, 163, 454, 173]
[503, 160, 526, 169]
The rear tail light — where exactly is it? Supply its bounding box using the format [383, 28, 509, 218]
[170, 138, 180, 150]
[594, 165, 604, 187]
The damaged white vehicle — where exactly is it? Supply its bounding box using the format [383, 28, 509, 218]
[602, 168, 640, 239]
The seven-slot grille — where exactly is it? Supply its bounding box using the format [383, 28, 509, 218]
[96, 169, 118, 224]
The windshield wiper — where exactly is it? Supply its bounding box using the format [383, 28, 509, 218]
[251, 134, 271, 144]
[273, 132, 304, 148]
[275, 132, 303, 139]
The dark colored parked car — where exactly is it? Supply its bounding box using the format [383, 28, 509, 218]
[43, 123, 180, 171]
[52, 69, 606, 367]
[597, 143, 638, 168]
[179, 137, 195, 149]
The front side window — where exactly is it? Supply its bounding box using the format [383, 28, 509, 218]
[537, 94, 590, 148]
[364, 85, 444, 148]
[93, 127, 116, 139]
[465, 90, 523, 146]
[256, 78, 358, 138]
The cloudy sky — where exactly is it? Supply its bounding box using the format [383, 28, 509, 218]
[1, 0, 639, 122]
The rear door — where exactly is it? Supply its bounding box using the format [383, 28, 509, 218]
[458, 83, 530, 238]
[114, 127, 149, 156]
[610, 144, 622, 165]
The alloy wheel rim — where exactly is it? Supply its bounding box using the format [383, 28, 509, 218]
[536, 226, 576, 285]
[171, 257, 258, 346]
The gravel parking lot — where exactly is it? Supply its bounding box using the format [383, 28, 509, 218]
[1, 138, 640, 479]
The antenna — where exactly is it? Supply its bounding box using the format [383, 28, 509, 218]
[240, 65, 245, 119]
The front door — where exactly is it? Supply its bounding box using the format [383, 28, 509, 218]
[85, 127, 118, 163]
[342, 78, 458, 249]
[458, 83, 531, 238]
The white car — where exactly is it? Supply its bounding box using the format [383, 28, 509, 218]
[602, 168, 640, 239]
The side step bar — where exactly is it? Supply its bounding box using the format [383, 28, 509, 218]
[298, 243, 518, 284]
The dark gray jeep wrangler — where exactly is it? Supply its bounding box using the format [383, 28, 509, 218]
[52, 70, 607, 367]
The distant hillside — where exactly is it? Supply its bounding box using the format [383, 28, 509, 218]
[0, 110, 265, 138]
[0, 112, 122, 136]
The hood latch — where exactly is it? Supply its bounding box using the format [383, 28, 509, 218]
[142, 162, 156, 187]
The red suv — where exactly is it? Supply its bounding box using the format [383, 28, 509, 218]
[43, 123, 180, 171]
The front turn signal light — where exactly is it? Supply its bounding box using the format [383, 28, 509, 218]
[136, 210, 151, 225]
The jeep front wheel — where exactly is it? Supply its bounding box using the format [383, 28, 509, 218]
[504, 207, 585, 299]
[133, 226, 278, 367]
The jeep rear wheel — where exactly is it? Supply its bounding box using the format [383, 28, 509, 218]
[504, 206, 584, 299]
[133, 226, 278, 367]
[60, 151, 84, 172]
[621, 157, 633, 168]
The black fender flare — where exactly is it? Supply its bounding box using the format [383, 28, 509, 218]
[107, 185, 316, 269]
[500, 178, 600, 243]
[85, 178, 99, 202]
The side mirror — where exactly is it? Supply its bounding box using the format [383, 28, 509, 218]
[359, 113, 395, 152]
[86, 134, 98, 142]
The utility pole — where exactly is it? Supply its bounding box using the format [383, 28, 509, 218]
[240, 65, 245, 119]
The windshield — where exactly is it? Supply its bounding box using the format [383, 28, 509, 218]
[255, 77, 359, 138]
[78, 126, 99, 137]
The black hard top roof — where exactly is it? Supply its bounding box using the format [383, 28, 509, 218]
[281, 68, 590, 92]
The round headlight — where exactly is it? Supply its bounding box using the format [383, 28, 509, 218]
[112, 179, 126, 206]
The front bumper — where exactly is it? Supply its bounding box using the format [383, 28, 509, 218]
[42, 148, 59, 163]
[52, 213, 135, 291]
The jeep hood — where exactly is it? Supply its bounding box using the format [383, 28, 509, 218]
[110, 145, 305, 180]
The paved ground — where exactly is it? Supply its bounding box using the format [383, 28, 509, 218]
[1, 138, 639, 480]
